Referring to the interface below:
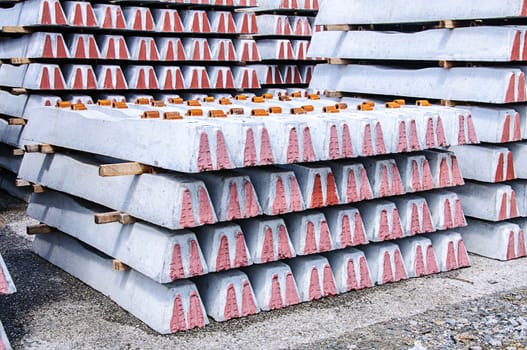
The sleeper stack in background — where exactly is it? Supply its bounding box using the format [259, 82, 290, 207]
[0, 0, 260, 202]
[246, 0, 322, 90]
[309, 0, 527, 261]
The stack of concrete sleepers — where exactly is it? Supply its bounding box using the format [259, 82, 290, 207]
[246, 0, 322, 90]
[0, 0, 261, 202]
[0, 253, 15, 350]
[15, 86, 476, 333]
[309, 0, 527, 261]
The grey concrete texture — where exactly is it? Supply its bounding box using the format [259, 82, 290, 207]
[18, 97, 475, 174]
[244, 262, 301, 312]
[1, 191, 527, 349]
[509, 180, 527, 217]
[424, 231, 471, 272]
[460, 218, 527, 261]
[340, 97, 478, 149]
[463, 106, 523, 143]
[421, 191, 467, 230]
[195, 269, 259, 322]
[0, 0, 257, 30]
[26, 190, 209, 283]
[18, 152, 218, 230]
[453, 182, 520, 222]
[509, 142, 527, 179]
[422, 150, 464, 189]
[32, 231, 209, 335]
[310, 64, 525, 104]
[315, 0, 527, 25]
[308, 26, 525, 62]
[0, 144, 22, 175]
[0, 170, 31, 203]
[450, 145, 515, 183]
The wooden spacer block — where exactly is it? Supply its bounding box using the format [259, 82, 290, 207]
[112, 259, 131, 271]
[440, 99, 457, 107]
[24, 144, 40, 153]
[324, 91, 343, 98]
[118, 213, 136, 225]
[94, 211, 121, 224]
[324, 24, 354, 31]
[328, 58, 352, 65]
[99, 162, 156, 177]
[439, 60, 456, 69]
[26, 224, 53, 235]
[12, 149, 25, 156]
[8, 118, 26, 126]
[439, 20, 457, 29]
[32, 184, 45, 193]
[1, 26, 30, 34]
[15, 178, 31, 187]
[95, 212, 136, 225]
[39, 144, 57, 154]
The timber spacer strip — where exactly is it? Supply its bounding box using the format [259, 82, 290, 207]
[98, 162, 157, 177]
[112, 260, 131, 272]
[94, 211, 136, 225]
[26, 224, 53, 235]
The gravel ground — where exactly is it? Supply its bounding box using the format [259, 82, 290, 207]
[0, 192, 526, 350]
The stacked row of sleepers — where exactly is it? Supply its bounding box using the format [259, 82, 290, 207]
[0, 0, 259, 199]
[309, 0, 527, 261]
[0, 253, 15, 350]
[0, 0, 480, 337]
[247, 0, 322, 88]
[15, 89, 476, 333]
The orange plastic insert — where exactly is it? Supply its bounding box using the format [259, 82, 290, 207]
[251, 109, 269, 116]
[55, 101, 71, 108]
[163, 111, 182, 120]
[168, 97, 184, 104]
[97, 99, 111, 106]
[268, 106, 283, 114]
[186, 109, 204, 116]
[209, 110, 227, 118]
